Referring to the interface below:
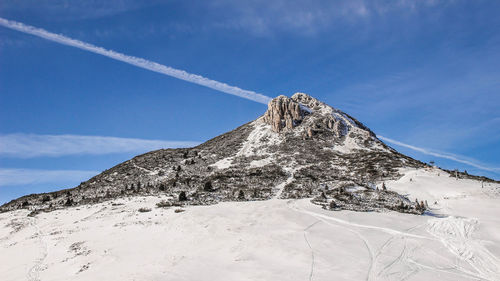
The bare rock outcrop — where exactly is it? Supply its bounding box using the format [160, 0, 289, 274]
[291, 92, 324, 109]
[263, 95, 307, 132]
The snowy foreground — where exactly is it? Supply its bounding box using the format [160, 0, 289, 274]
[1, 168, 500, 281]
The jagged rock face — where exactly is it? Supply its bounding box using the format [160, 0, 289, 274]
[263, 93, 372, 143]
[263, 95, 307, 132]
[291, 92, 322, 108]
[2, 93, 440, 213]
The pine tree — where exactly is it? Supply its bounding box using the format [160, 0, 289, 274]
[238, 190, 245, 200]
[329, 201, 337, 209]
[399, 201, 405, 210]
[204, 181, 213, 192]
[178, 191, 187, 201]
[320, 191, 327, 199]
[252, 189, 259, 198]
[65, 197, 73, 206]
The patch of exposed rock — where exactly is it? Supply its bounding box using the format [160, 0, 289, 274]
[263, 94, 362, 142]
[263, 95, 308, 132]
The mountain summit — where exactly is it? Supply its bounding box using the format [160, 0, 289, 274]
[1, 93, 479, 213]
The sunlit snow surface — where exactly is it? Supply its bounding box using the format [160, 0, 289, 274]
[1, 168, 500, 281]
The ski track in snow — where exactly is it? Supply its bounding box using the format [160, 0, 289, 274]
[372, 227, 409, 280]
[291, 199, 500, 281]
[427, 216, 500, 281]
[369, 222, 435, 281]
[376, 233, 420, 281]
[27, 217, 47, 281]
[304, 221, 320, 281]
[321, 217, 375, 281]
[289, 201, 429, 240]
[287, 200, 375, 281]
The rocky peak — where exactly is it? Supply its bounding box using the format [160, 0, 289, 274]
[291, 92, 324, 110]
[263, 95, 309, 133]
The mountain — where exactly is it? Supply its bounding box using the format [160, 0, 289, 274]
[3, 93, 500, 281]
[0, 93, 494, 213]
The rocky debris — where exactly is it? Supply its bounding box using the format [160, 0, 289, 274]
[263, 95, 308, 132]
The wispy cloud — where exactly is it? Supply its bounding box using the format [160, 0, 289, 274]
[0, 17, 272, 105]
[208, 0, 446, 36]
[378, 135, 500, 173]
[0, 0, 158, 21]
[0, 168, 98, 186]
[0, 134, 200, 158]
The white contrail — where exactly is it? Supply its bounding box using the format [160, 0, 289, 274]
[378, 135, 500, 173]
[0, 17, 272, 105]
[0, 133, 200, 158]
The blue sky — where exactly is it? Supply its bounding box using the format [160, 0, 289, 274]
[1, 0, 499, 204]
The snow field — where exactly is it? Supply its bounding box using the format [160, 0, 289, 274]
[1, 168, 500, 281]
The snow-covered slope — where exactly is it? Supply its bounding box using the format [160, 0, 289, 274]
[1, 168, 499, 281]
